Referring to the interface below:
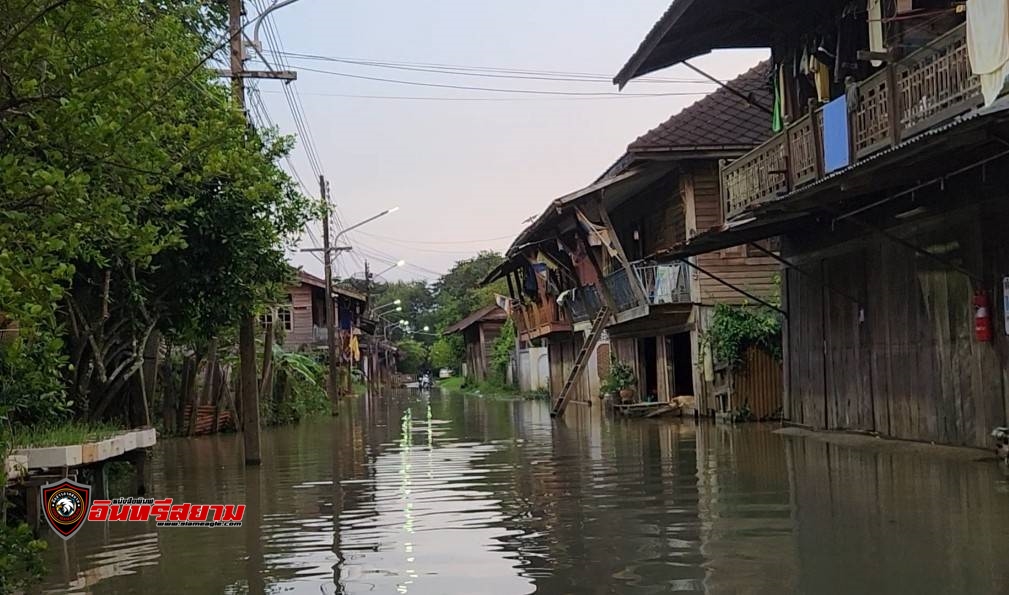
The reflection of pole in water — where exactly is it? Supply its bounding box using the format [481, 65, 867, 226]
[244, 467, 265, 593]
[399, 407, 417, 593]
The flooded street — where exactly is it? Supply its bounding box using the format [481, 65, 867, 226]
[43, 391, 1009, 594]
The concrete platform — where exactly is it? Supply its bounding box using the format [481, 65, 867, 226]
[8, 427, 157, 475]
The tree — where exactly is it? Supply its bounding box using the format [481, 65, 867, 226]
[0, 1, 315, 426]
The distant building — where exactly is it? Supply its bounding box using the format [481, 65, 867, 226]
[485, 64, 782, 417]
[271, 270, 368, 353]
[443, 304, 508, 383]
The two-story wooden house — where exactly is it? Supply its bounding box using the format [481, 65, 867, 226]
[486, 64, 781, 416]
[616, 1, 1009, 448]
[273, 270, 368, 354]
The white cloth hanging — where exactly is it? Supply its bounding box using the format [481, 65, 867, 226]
[867, 0, 884, 67]
[967, 0, 1009, 106]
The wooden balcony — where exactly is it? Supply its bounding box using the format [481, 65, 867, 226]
[721, 23, 982, 220]
[514, 298, 572, 341]
[603, 260, 693, 320]
[565, 285, 604, 323]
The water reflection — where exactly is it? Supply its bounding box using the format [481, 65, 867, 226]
[42, 392, 1009, 594]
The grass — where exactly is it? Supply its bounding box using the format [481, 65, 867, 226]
[9, 421, 123, 449]
[438, 376, 465, 392]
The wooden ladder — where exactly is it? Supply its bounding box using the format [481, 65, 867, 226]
[551, 306, 610, 418]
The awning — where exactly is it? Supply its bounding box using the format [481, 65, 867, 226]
[507, 165, 668, 257]
[614, 0, 833, 88]
[654, 211, 810, 260]
[481, 256, 526, 286]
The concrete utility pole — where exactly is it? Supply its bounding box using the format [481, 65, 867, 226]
[321, 176, 342, 415]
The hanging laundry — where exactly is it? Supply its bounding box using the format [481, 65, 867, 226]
[967, 0, 1009, 106]
[810, 54, 832, 102]
[867, 0, 885, 67]
[653, 266, 680, 304]
[522, 265, 539, 298]
[835, 3, 867, 83]
[772, 65, 784, 132]
[349, 334, 360, 363]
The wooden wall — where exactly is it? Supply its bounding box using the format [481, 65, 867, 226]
[547, 333, 589, 401]
[608, 172, 685, 261]
[287, 284, 319, 349]
[733, 346, 784, 419]
[686, 164, 781, 304]
[784, 204, 1009, 448]
[464, 321, 504, 382]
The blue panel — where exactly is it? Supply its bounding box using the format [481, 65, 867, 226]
[822, 96, 850, 174]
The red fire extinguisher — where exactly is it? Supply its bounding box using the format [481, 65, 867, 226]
[974, 290, 993, 343]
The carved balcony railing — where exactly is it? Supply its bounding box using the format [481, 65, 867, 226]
[721, 23, 983, 220]
[513, 297, 572, 340]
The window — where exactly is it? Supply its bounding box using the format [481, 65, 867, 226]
[259, 299, 294, 332]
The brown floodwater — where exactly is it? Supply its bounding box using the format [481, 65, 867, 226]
[41, 391, 1009, 594]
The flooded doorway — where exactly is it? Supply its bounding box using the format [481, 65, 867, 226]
[638, 336, 658, 401]
[668, 332, 694, 396]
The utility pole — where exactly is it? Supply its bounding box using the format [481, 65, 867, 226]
[228, 0, 262, 467]
[321, 176, 341, 415]
[364, 260, 372, 397]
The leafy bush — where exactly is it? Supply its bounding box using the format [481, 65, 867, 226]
[0, 523, 47, 593]
[601, 358, 636, 394]
[489, 320, 516, 386]
[262, 348, 329, 426]
[707, 303, 782, 370]
[0, 335, 72, 428]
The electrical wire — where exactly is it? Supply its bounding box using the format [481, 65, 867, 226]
[263, 50, 721, 85]
[354, 230, 519, 245]
[278, 63, 722, 97]
[254, 89, 706, 102]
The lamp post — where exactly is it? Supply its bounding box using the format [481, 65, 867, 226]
[301, 206, 399, 412]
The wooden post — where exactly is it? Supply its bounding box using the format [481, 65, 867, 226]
[239, 315, 262, 465]
[259, 320, 275, 397]
[594, 200, 649, 307]
[574, 223, 619, 316]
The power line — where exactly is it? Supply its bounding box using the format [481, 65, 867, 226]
[264, 50, 720, 86]
[275, 63, 719, 97]
[354, 230, 519, 245]
[255, 89, 705, 102]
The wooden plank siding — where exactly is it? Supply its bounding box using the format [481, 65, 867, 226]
[783, 205, 1009, 448]
[733, 346, 784, 419]
[688, 165, 781, 305]
[548, 334, 589, 402]
[286, 284, 319, 350]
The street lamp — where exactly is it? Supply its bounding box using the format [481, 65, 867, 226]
[299, 205, 400, 409]
[374, 301, 403, 316]
[374, 260, 407, 279]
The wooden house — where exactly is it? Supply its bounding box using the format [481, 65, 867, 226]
[617, 1, 1009, 447]
[485, 65, 782, 416]
[443, 304, 508, 383]
[274, 270, 368, 353]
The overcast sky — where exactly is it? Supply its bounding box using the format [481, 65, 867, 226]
[255, 0, 767, 283]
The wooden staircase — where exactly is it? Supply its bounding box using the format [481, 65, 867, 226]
[551, 306, 610, 418]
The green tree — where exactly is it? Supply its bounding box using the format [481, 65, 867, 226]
[1, 1, 314, 426]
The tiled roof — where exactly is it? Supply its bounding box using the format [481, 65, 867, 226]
[628, 61, 773, 153]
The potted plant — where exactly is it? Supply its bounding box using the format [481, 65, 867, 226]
[602, 358, 637, 403]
